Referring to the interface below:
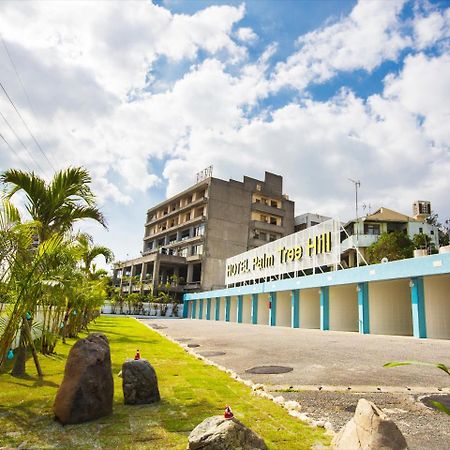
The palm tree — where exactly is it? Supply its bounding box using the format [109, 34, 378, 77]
[0, 167, 107, 376]
[1, 167, 106, 242]
[75, 233, 114, 277]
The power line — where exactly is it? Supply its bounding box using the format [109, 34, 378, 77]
[0, 78, 56, 174]
[0, 109, 46, 173]
[0, 131, 32, 171]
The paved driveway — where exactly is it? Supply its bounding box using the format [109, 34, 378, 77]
[139, 318, 450, 450]
[140, 318, 450, 388]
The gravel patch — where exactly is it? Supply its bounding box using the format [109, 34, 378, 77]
[276, 390, 450, 450]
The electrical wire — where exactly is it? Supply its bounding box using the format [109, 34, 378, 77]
[0, 79, 56, 174]
[0, 110, 45, 173]
[0, 131, 32, 171]
[1, 34, 56, 172]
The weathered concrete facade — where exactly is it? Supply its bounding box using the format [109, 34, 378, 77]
[113, 171, 294, 298]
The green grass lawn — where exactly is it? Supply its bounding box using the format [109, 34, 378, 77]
[0, 316, 330, 449]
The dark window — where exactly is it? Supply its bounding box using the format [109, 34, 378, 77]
[419, 227, 423, 233]
[364, 223, 380, 235]
[270, 217, 277, 225]
[270, 200, 278, 208]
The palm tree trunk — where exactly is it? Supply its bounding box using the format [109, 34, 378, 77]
[11, 322, 26, 376]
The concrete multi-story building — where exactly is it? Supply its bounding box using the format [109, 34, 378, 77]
[294, 212, 332, 232]
[113, 171, 295, 299]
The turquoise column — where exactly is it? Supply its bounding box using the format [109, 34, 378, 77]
[269, 292, 277, 326]
[199, 299, 203, 319]
[206, 298, 211, 320]
[192, 299, 197, 319]
[320, 287, 329, 331]
[358, 282, 370, 334]
[225, 296, 231, 322]
[251, 293, 258, 324]
[237, 295, 243, 323]
[215, 298, 221, 321]
[182, 300, 188, 318]
[411, 277, 427, 338]
[291, 290, 300, 328]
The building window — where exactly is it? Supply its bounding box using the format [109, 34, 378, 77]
[181, 229, 190, 240]
[269, 234, 277, 242]
[431, 230, 434, 235]
[261, 198, 268, 205]
[256, 184, 262, 191]
[364, 223, 380, 235]
[179, 247, 188, 257]
[259, 232, 267, 241]
[255, 198, 261, 203]
[194, 224, 205, 237]
[419, 227, 423, 233]
[260, 214, 267, 223]
[270, 200, 278, 208]
[192, 244, 203, 256]
[270, 216, 277, 225]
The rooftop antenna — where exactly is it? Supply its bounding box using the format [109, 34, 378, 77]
[348, 178, 361, 266]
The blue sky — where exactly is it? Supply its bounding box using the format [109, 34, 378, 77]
[0, 0, 449, 266]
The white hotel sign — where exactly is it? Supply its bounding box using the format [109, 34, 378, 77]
[225, 219, 341, 285]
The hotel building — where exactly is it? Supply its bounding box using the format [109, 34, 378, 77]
[113, 171, 295, 299]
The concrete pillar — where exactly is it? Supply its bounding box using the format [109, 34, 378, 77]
[237, 295, 243, 323]
[269, 292, 277, 326]
[215, 297, 221, 321]
[192, 299, 197, 319]
[206, 298, 211, 320]
[320, 287, 329, 331]
[225, 296, 231, 322]
[251, 294, 258, 324]
[152, 259, 160, 293]
[358, 282, 370, 334]
[199, 299, 204, 319]
[187, 264, 194, 283]
[183, 300, 189, 318]
[291, 290, 300, 328]
[411, 277, 427, 338]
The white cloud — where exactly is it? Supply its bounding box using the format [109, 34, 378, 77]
[272, 0, 410, 91]
[413, 7, 450, 49]
[236, 27, 258, 43]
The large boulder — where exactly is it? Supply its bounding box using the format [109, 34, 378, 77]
[187, 415, 268, 450]
[53, 333, 114, 425]
[332, 398, 408, 450]
[122, 358, 160, 405]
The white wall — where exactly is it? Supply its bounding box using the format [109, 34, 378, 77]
[424, 275, 450, 339]
[299, 289, 320, 329]
[218, 298, 225, 321]
[242, 295, 252, 323]
[188, 302, 193, 318]
[276, 291, 291, 327]
[257, 293, 270, 326]
[230, 296, 237, 322]
[329, 284, 358, 332]
[369, 279, 412, 336]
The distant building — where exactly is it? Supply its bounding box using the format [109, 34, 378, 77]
[113, 171, 295, 299]
[341, 203, 439, 267]
[294, 212, 332, 232]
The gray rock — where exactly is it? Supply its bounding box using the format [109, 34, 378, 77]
[122, 359, 160, 405]
[332, 398, 408, 450]
[53, 333, 113, 424]
[187, 415, 268, 450]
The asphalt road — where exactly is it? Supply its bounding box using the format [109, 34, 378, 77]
[139, 318, 450, 450]
[140, 318, 450, 388]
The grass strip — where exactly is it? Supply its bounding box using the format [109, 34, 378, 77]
[0, 316, 330, 449]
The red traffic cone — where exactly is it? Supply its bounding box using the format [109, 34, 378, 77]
[224, 406, 234, 419]
[134, 349, 141, 360]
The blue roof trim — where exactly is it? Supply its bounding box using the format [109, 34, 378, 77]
[183, 253, 450, 301]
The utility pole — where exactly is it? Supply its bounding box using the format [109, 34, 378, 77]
[348, 178, 361, 266]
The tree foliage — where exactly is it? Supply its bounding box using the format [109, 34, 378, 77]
[0, 167, 112, 376]
[366, 231, 414, 264]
